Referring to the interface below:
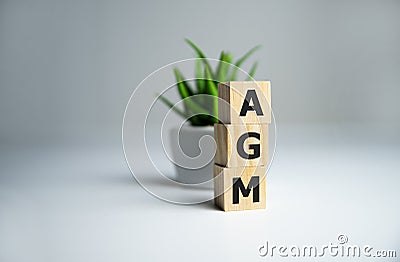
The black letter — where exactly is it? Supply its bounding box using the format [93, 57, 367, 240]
[239, 89, 263, 116]
[232, 176, 260, 204]
[237, 132, 260, 159]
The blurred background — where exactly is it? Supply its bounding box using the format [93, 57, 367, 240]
[1, 1, 399, 261]
[1, 0, 399, 146]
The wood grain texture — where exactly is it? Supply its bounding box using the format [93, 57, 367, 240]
[214, 123, 268, 167]
[214, 165, 266, 211]
[218, 81, 271, 124]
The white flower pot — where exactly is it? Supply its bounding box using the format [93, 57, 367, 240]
[169, 125, 215, 188]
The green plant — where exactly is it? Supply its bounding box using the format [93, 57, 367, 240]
[158, 38, 260, 126]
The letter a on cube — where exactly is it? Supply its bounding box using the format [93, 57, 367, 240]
[218, 81, 271, 124]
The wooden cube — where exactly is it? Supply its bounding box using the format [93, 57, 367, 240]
[214, 164, 266, 211]
[218, 81, 271, 124]
[214, 123, 268, 167]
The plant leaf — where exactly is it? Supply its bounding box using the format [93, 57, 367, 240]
[173, 68, 195, 97]
[175, 68, 215, 118]
[204, 65, 218, 97]
[188, 115, 211, 126]
[204, 65, 218, 119]
[245, 62, 258, 80]
[185, 38, 215, 79]
[157, 94, 187, 118]
[230, 45, 261, 80]
[195, 59, 205, 93]
[157, 93, 211, 126]
[216, 51, 233, 82]
[215, 51, 225, 82]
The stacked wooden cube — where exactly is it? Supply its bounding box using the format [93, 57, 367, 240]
[214, 81, 271, 211]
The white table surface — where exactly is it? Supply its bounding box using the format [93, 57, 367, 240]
[1, 128, 399, 261]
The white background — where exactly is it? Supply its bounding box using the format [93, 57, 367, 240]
[1, 0, 399, 261]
